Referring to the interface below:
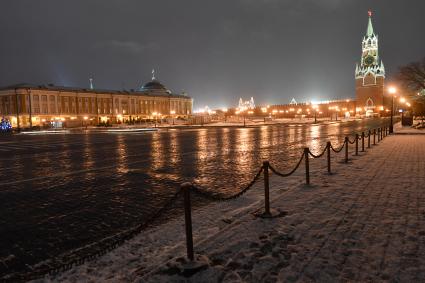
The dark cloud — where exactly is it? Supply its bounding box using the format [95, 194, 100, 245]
[0, 0, 424, 108]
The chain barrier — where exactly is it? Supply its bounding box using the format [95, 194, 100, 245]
[330, 140, 346, 153]
[268, 153, 305, 177]
[307, 144, 329, 159]
[12, 189, 184, 282]
[348, 137, 357, 144]
[190, 166, 264, 201]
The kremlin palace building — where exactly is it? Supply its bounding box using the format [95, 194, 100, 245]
[0, 76, 193, 128]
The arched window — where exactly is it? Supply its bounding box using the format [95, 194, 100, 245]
[366, 97, 374, 108]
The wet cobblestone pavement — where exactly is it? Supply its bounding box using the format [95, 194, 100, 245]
[0, 119, 386, 277]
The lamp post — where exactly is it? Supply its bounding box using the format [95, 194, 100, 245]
[388, 87, 396, 134]
[170, 110, 176, 125]
[152, 112, 157, 128]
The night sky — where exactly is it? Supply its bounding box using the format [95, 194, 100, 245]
[0, 1, 424, 109]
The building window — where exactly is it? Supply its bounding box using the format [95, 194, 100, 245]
[115, 98, 119, 114]
[84, 98, 89, 113]
[41, 95, 48, 114]
[49, 96, 56, 114]
[33, 95, 40, 114]
[91, 98, 96, 114]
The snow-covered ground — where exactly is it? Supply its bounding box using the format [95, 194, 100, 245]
[394, 121, 425, 135]
[34, 134, 425, 282]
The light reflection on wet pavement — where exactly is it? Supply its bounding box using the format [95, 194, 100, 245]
[0, 119, 386, 276]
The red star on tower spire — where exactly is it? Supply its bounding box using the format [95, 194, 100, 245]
[368, 10, 372, 17]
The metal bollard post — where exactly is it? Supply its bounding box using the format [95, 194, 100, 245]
[373, 129, 376, 145]
[361, 132, 365, 152]
[304, 148, 310, 185]
[377, 128, 380, 142]
[368, 130, 371, 148]
[262, 161, 271, 216]
[327, 141, 331, 174]
[345, 137, 349, 163]
[355, 134, 359, 156]
[181, 183, 194, 261]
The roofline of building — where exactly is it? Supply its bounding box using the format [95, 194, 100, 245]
[0, 83, 192, 99]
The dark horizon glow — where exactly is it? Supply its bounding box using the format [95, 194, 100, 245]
[0, 0, 424, 108]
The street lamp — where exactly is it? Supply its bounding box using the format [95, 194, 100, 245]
[152, 112, 158, 128]
[170, 110, 176, 125]
[388, 87, 396, 133]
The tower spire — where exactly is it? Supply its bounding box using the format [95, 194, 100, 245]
[366, 10, 374, 36]
[89, 78, 94, 90]
[152, 69, 156, 80]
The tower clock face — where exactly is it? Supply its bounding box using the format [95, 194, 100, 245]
[364, 55, 374, 66]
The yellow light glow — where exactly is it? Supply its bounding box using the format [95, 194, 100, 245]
[399, 97, 406, 103]
[388, 87, 397, 94]
[84, 116, 89, 120]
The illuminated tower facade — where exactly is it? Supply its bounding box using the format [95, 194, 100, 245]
[355, 11, 385, 116]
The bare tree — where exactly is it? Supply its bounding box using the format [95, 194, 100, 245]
[397, 57, 425, 117]
[397, 57, 425, 91]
